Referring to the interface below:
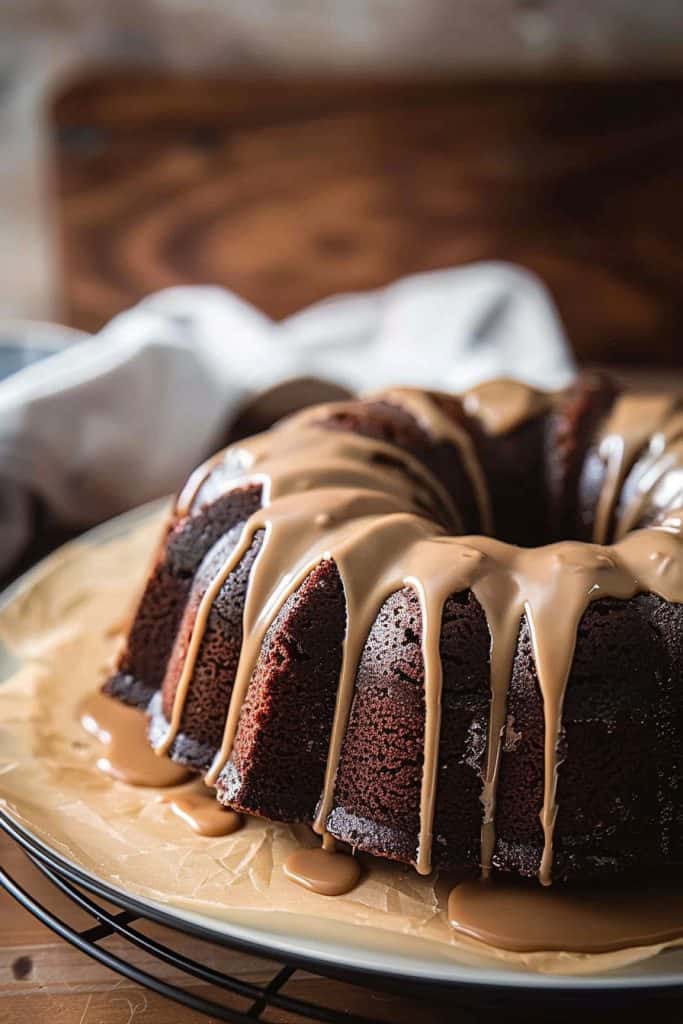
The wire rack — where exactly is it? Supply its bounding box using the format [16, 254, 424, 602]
[2, 811, 474, 1024]
[2, 857, 377, 1021]
[6, 813, 683, 1023]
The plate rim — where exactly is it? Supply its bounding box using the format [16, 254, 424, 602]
[1, 503, 683, 996]
[4, 806, 683, 998]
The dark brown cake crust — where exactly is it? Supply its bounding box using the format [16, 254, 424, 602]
[546, 372, 617, 542]
[311, 398, 482, 532]
[217, 561, 346, 823]
[148, 528, 266, 769]
[106, 485, 262, 710]
[105, 377, 683, 884]
[327, 587, 491, 869]
[494, 594, 683, 881]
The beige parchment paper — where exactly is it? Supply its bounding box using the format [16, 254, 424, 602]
[1, 507, 682, 979]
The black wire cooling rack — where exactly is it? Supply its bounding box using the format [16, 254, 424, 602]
[2, 846, 377, 1021]
[4, 810, 683, 1024]
[2, 810, 472, 1024]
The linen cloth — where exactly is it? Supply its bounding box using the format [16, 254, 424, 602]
[0, 263, 574, 573]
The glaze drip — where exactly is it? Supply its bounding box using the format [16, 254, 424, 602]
[153, 394, 683, 883]
[591, 393, 679, 544]
[448, 876, 683, 953]
[80, 692, 191, 788]
[159, 783, 243, 837]
[283, 847, 361, 896]
[615, 403, 683, 539]
[462, 379, 554, 436]
[369, 387, 494, 533]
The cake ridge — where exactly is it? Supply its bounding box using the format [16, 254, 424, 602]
[105, 377, 683, 884]
[614, 401, 683, 540]
[365, 387, 495, 534]
[591, 393, 680, 544]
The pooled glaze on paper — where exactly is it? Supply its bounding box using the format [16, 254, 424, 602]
[1, 518, 682, 976]
[157, 393, 683, 886]
[448, 877, 683, 953]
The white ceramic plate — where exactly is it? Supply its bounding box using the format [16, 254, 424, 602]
[1, 503, 683, 1001]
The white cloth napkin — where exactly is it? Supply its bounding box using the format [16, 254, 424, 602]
[0, 262, 575, 574]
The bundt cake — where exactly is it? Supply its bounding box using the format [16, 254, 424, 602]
[104, 375, 683, 885]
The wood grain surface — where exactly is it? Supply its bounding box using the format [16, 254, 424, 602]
[52, 74, 683, 366]
[1, 831, 462, 1024]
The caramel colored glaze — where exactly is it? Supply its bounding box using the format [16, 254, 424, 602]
[615, 405, 683, 539]
[321, 831, 337, 853]
[283, 847, 361, 896]
[152, 392, 683, 884]
[159, 783, 243, 837]
[592, 393, 679, 544]
[79, 692, 190, 787]
[369, 387, 493, 534]
[462, 379, 553, 436]
[180, 414, 462, 531]
[176, 447, 230, 517]
[448, 877, 683, 953]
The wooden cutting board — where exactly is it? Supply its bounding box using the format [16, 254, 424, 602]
[52, 73, 683, 366]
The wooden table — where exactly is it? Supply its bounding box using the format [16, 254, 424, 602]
[3, 830, 466, 1023]
[3, 72, 683, 1024]
[53, 74, 683, 368]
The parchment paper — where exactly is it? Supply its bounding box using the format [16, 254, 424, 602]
[1, 509, 681, 978]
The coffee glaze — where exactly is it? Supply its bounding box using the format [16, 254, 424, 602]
[462, 379, 554, 436]
[159, 782, 243, 837]
[79, 691, 190, 788]
[591, 393, 680, 544]
[448, 876, 683, 953]
[152, 388, 683, 888]
[614, 403, 683, 539]
[283, 847, 361, 896]
[369, 386, 493, 533]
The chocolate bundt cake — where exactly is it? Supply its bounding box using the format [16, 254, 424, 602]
[105, 376, 683, 885]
